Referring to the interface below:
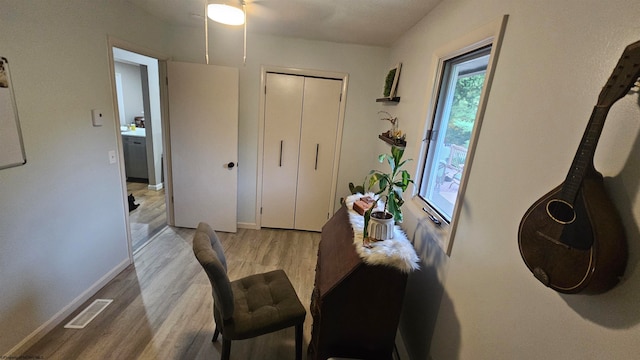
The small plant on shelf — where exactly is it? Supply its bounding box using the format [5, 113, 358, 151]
[378, 111, 406, 147]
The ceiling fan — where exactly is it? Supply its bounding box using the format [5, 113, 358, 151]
[203, 0, 248, 65]
[206, 0, 246, 25]
[200, 0, 323, 65]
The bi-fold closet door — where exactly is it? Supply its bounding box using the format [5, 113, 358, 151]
[261, 72, 343, 232]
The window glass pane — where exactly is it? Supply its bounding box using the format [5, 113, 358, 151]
[419, 47, 491, 221]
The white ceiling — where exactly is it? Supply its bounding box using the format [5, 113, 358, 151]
[125, 0, 442, 47]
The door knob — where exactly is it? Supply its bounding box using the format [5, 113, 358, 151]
[227, 162, 235, 168]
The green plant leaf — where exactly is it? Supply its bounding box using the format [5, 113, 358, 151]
[379, 176, 389, 189]
[387, 156, 396, 172]
[392, 185, 403, 198]
[367, 173, 379, 188]
[391, 145, 404, 159]
[387, 192, 403, 223]
[349, 182, 364, 194]
[363, 205, 374, 238]
[365, 145, 413, 224]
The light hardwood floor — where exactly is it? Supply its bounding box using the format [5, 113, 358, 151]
[127, 181, 167, 253]
[23, 226, 321, 359]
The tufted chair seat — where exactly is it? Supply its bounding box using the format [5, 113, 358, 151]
[193, 222, 306, 360]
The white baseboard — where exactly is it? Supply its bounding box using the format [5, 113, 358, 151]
[4, 258, 131, 357]
[237, 222, 259, 230]
[147, 182, 163, 191]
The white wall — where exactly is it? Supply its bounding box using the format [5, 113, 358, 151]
[0, 0, 169, 354]
[166, 23, 392, 226]
[391, 0, 640, 358]
[114, 62, 144, 127]
[0, 1, 390, 353]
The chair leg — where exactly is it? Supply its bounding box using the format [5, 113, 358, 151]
[212, 327, 220, 342]
[295, 323, 303, 360]
[221, 338, 231, 360]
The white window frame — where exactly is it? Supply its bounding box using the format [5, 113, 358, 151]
[410, 15, 508, 255]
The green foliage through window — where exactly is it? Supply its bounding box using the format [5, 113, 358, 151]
[444, 74, 485, 146]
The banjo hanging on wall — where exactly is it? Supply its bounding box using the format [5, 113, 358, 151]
[518, 39, 640, 294]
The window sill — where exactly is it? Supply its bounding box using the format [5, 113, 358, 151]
[407, 196, 452, 255]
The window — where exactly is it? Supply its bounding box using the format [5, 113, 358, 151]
[413, 15, 507, 255]
[419, 47, 491, 221]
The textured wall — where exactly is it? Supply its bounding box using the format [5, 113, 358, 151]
[391, 0, 640, 358]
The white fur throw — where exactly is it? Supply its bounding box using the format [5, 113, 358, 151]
[345, 193, 420, 273]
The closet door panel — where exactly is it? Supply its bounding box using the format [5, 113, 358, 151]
[261, 73, 304, 229]
[294, 77, 342, 231]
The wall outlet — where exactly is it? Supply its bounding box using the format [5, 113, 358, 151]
[108, 150, 117, 164]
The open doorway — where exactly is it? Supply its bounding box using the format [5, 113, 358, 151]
[112, 46, 168, 253]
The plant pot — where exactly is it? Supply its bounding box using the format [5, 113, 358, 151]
[367, 211, 395, 241]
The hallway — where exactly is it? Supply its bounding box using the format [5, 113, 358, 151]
[127, 181, 166, 252]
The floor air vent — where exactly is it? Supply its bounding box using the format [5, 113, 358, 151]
[64, 299, 113, 329]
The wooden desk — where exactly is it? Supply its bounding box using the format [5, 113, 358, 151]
[308, 206, 408, 360]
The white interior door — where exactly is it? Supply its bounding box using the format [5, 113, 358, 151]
[261, 73, 304, 229]
[167, 61, 238, 232]
[294, 77, 342, 231]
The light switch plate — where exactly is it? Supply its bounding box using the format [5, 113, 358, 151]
[92, 109, 103, 127]
[108, 150, 117, 164]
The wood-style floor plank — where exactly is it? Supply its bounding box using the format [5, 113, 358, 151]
[127, 181, 167, 253]
[22, 226, 320, 360]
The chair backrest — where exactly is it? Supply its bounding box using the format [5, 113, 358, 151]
[197, 222, 228, 270]
[447, 144, 468, 170]
[193, 223, 234, 321]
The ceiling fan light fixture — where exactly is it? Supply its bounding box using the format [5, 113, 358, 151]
[207, 3, 245, 26]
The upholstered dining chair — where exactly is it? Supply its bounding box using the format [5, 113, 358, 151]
[192, 222, 306, 360]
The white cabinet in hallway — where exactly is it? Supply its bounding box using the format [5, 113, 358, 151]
[261, 72, 343, 232]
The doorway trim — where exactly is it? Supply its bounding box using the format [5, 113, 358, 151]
[106, 36, 173, 260]
[256, 65, 349, 229]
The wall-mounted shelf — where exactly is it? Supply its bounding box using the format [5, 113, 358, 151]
[379, 134, 406, 148]
[376, 97, 400, 103]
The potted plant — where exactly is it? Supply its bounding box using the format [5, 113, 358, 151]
[340, 181, 366, 205]
[365, 145, 413, 241]
[378, 111, 406, 147]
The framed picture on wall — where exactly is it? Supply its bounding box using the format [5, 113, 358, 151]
[383, 62, 402, 98]
[0, 56, 27, 170]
